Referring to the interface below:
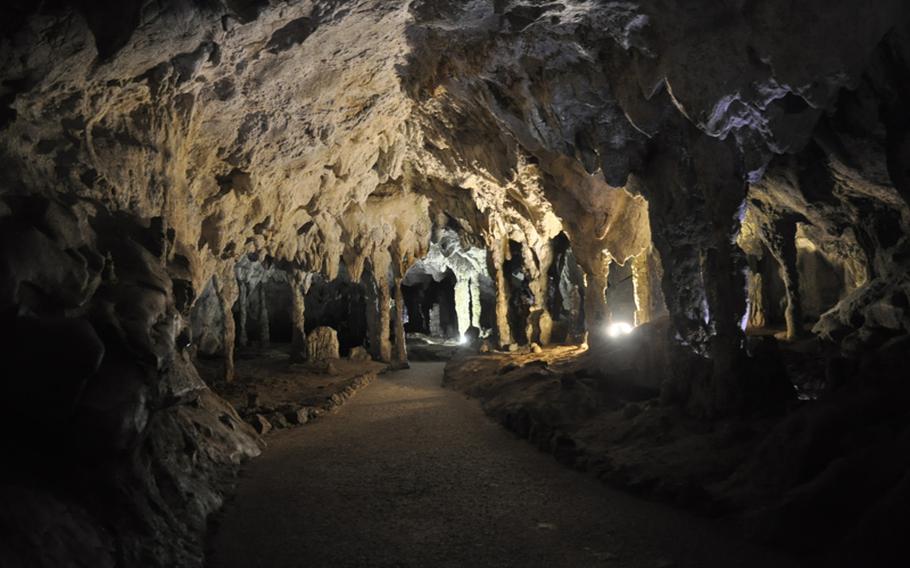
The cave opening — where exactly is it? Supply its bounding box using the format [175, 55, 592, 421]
[545, 232, 585, 343]
[606, 260, 633, 324]
[504, 239, 532, 345]
[401, 267, 459, 340]
[303, 272, 368, 357]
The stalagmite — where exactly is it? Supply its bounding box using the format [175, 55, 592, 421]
[454, 276, 472, 337]
[214, 269, 238, 382]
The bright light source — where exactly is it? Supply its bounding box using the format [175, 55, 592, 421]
[606, 322, 634, 338]
[458, 334, 467, 345]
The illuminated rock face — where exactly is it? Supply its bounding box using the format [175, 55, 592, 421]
[403, 229, 489, 338]
[1, 0, 909, 565]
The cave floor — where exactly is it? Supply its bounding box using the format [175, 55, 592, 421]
[206, 362, 794, 568]
[198, 345, 388, 426]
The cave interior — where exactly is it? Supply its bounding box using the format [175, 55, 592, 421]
[1, 0, 910, 566]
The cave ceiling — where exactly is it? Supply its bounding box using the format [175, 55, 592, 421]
[1, 0, 907, 294]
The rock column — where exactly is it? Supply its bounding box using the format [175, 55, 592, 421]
[367, 253, 393, 363]
[761, 219, 805, 340]
[527, 243, 553, 345]
[214, 268, 238, 382]
[290, 270, 313, 362]
[637, 122, 749, 417]
[454, 276, 471, 336]
[489, 243, 512, 348]
[393, 276, 408, 366]
[377, 273, 392, 362]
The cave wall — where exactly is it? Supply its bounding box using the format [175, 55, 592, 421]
[2, 0, 910, 565]
[0, 199, 261, 567]
[3, 0, 905, 412]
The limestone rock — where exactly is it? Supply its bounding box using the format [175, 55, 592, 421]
[249, 414, 272, 435]
[1, 0, 909, 565]
[348, 346, 372, 362]
[307, 326, 341, 363]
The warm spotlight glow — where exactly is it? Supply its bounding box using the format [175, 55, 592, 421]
[606, 322, 634, 338]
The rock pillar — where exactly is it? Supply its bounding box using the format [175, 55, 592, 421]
[761, 220, 805, 340]
[528, 243, 554, 345]
[214, 268, 238, 382]
[393, 276, 408, 366]
[367, 254, 392, 363]
[636, 121, 750, 417]
[290, 270, 313, 362]
[489, 243, 512, 348]
[454, 276, 472, 336]
[469, 276, 481, 331]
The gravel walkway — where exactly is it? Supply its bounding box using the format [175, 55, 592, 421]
[207, 362, 794, 568]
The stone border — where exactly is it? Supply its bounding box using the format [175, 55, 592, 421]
[242, 371, 380, 436]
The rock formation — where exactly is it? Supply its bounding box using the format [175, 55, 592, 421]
[1, 0, 909, 565]
[306, 325, 340, 364]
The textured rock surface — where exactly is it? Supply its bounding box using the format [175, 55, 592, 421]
[0, 198, 262, 567]
[306, 325, 340, 363]
[2, 0, 907, 402]
[1, 0, 910, 565]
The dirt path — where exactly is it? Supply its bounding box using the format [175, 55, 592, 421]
[207, 362, 793, 568]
